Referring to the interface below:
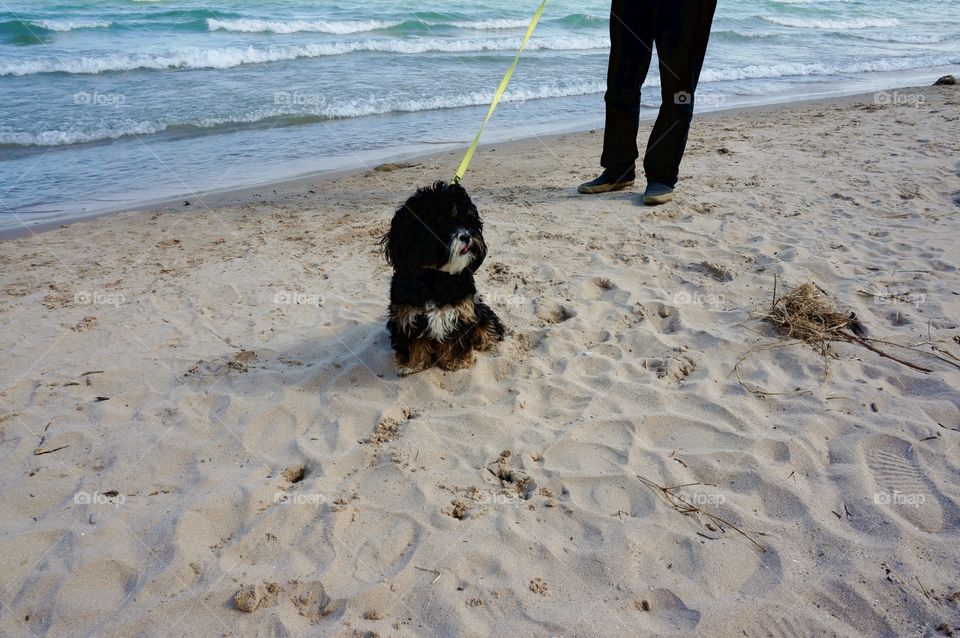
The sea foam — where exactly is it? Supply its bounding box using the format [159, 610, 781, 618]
[0, 36, 609, 76]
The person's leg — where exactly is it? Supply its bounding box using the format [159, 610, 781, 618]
[642, 0, 717, 189]
[599, 0, 656, 181]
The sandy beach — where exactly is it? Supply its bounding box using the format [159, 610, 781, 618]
[1, 84, 959, 637]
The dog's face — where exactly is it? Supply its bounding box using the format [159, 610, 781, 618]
[381, 181, 487, 275]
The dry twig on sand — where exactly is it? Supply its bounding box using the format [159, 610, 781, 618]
[637, 475, 766, 553]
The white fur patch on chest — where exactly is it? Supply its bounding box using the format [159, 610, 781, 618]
[439, 249, 473, 274]
[423, 302, 462, 341]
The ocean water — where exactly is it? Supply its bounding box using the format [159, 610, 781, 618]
[1, 0, 958, 231]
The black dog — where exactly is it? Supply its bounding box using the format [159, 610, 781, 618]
[380, 181, 505, 375]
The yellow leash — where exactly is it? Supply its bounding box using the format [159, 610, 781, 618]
[452, 0, 549, 185]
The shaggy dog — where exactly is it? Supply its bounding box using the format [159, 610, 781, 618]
[381, 181, 504, 375]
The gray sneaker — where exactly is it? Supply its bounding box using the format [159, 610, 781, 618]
[578, 171, 636, 194]
[642, 182, 674, 205]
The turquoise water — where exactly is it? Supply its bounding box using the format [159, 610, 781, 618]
[1, 0, 958, 230]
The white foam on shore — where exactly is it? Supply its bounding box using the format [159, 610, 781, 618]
[0, 121, 165, 146]
[695, 55, 958, 82]
[446, 19, 533, 30]
[763, 16, 900, 29]
[5, 52, 958, 147]
[206, 18, 403, 35]
[206, 17, 544, 34]
[0, 36, 609, 76]
[33, 18, 112, 31]
[1, 81, 609, 146]
[849, 31, 956, 44]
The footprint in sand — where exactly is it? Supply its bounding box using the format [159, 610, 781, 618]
[182, 349, 259, 391]
[863, 434, 946, 533]
[203, 393, 231, 424]
[584, 277, 631, 304]
[634, 589, 700, 634]
[535, 300, 576, 324]
[643, 355, 696, 383]
[636, 415, 749, 452]
[351, 515, 421, 583]
[806, 580, 897, 637]
[640, 302, 682, 334]
[593, 277, 616, 291]
[486, 450, 537, 500]
[752, 438, 791, 464]
[720, 604, 836, 637]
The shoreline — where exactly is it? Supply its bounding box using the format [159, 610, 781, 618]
[1, 75, 954, 241]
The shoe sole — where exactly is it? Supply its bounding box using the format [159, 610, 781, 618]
[577, 179, 635, 194]
[643, 192, 674, 205]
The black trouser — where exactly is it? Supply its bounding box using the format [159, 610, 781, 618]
[601, 0, 716, 187]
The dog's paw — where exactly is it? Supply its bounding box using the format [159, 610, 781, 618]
[473, 316, 505, 351]
[395, 351, 432, 377]
[438, 353, 475, 371]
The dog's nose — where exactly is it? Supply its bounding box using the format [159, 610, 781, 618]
[458, 232, 471, 243]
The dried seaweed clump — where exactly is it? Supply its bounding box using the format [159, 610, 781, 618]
[765, 282, 858, 356]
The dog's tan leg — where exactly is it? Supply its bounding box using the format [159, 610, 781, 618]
[396, 338, 434, 376]
[436, 340, 475, 371]
[472, 321, 501, 352]
[470, 302, 505, 352]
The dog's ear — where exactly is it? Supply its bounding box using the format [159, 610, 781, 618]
[381, 200, 418, 273]
[446, 182, 482, 227]
[469, 234, 487, 273]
